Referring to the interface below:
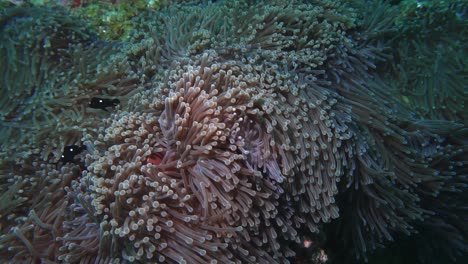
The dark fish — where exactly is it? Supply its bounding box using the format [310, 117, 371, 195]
[89, 97, 120, 111]
[60, 145, 86, 164]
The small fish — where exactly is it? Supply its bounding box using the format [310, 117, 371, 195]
[60, 145, 86, 164]
[89, 97, 120, 111]
[145, 152, 166, 166]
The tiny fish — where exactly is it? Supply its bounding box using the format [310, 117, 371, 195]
[89, 97, 120, 111]
[60, 145, 86, 164]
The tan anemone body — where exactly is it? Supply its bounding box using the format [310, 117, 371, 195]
[78, 51, 353, 262]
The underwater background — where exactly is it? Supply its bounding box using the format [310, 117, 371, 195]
[0, 0, 466, 263]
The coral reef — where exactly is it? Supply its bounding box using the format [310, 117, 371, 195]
[0, 0, 466, 263]
[70, 0, 161, 40]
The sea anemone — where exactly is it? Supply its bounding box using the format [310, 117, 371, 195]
[0, 0, 466, 263]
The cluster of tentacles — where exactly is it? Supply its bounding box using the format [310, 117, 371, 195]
[0, 1, 466, 263]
